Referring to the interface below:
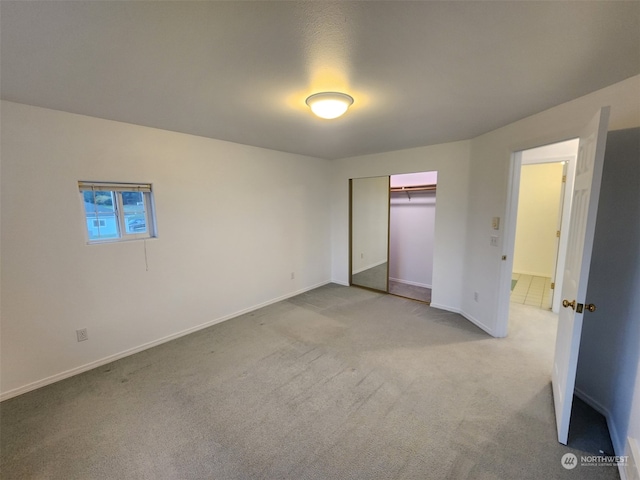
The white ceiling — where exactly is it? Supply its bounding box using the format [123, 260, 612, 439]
[2, 1, 639, 160]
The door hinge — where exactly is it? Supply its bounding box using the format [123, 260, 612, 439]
[551, 282, 555, 289]
[556, 230, 561, 238]
[562, 175, 567, 183]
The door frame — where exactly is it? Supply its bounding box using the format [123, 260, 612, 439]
[517, 152, 577, 313]
[388, 173, 438, 303]
[349, 172, 438, 298]
[496, 141, 578, 336]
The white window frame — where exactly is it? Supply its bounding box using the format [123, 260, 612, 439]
[79, 181, 157, 244]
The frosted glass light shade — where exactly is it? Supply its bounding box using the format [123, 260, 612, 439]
[305, 92, 354, 119]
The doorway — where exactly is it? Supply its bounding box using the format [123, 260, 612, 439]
[511, 161, 565, 310]
[349, 171, 437, 304]
[508, 139, 579, 315]
[485, 109, 613, 450]
[388, 172, 437, 303]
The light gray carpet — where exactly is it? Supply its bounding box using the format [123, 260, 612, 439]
[388, 280, 432, 303]
[0, 284, 618, 479]
[352, 264, 432, 303]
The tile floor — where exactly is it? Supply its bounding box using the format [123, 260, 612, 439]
[511, 273, 553, 309]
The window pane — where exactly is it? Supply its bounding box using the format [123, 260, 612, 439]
[82, 191, 119, 240]
[122, 191, 147, 234]
[92, 191, 115, 207]
[80, 184, 155, 243]
[121, 191, 143, 207]
[94, 213, 119, 239]
[125, 214, 147, 234]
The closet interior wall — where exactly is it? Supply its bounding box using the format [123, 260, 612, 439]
[389, 172, 437, 291]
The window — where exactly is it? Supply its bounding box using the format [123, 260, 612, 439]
[79, 181, 157, 243]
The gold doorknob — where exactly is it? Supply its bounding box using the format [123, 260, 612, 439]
[562, 299, 576, 310]
[585, 304, 597, 312]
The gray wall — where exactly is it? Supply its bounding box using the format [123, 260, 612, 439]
[576, 128, 640, 457]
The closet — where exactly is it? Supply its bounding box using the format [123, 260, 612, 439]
[389, 172, 436, 302]
[350, 171, 437, 303]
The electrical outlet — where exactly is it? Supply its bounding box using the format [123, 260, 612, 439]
[76, 328, 88, 342]
[361, 253, 364, 259]
[290, 272, 295, 280]
[490, 235, 499, 247]
[474, 292, 479, 302]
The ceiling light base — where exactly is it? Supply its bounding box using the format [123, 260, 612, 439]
[305, 92, 354, 119]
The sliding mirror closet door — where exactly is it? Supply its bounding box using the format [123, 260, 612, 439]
[350, 176, 390, 292]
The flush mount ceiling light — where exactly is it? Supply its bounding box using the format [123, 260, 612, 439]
[305, 92, 354, 119]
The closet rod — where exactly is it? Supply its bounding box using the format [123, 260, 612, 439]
[389, 184, 436, 193]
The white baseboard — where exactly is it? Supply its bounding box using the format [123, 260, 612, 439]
[331, 279, 350, 287]
[573, 387, 609, 417]
[459, 311, 494, 337]
[428, 303, 460, 314]
[624, 437, 640, 480]
[573, 387, 636, 480]
[388, 277, 432, 289]
[0, 280, 331, 402]
[573, 388, 621, 453]
[429, 303, 495, 337]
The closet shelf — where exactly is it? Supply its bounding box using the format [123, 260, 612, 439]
[390, 184, 436, 200]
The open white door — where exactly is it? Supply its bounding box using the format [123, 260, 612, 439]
[552, 107, 610, 444]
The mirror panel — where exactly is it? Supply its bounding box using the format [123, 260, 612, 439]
[350, 176, 389, 292]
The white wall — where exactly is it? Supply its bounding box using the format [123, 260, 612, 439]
[574, 128, 640, 474]
[390, 171, 438, 188]
[513, 162, 564, 277]
[0, 101, 332, 399]
[462, 75, 640, 336]
[389, 171, 438, 287]
[351, 176, 389, 273]
[331, 141, 471, 312]
[331, 78, 640, 474]
[521, 139, 580, 163]
[3, 80, 640, 459]
[458, 76, 639, 476]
